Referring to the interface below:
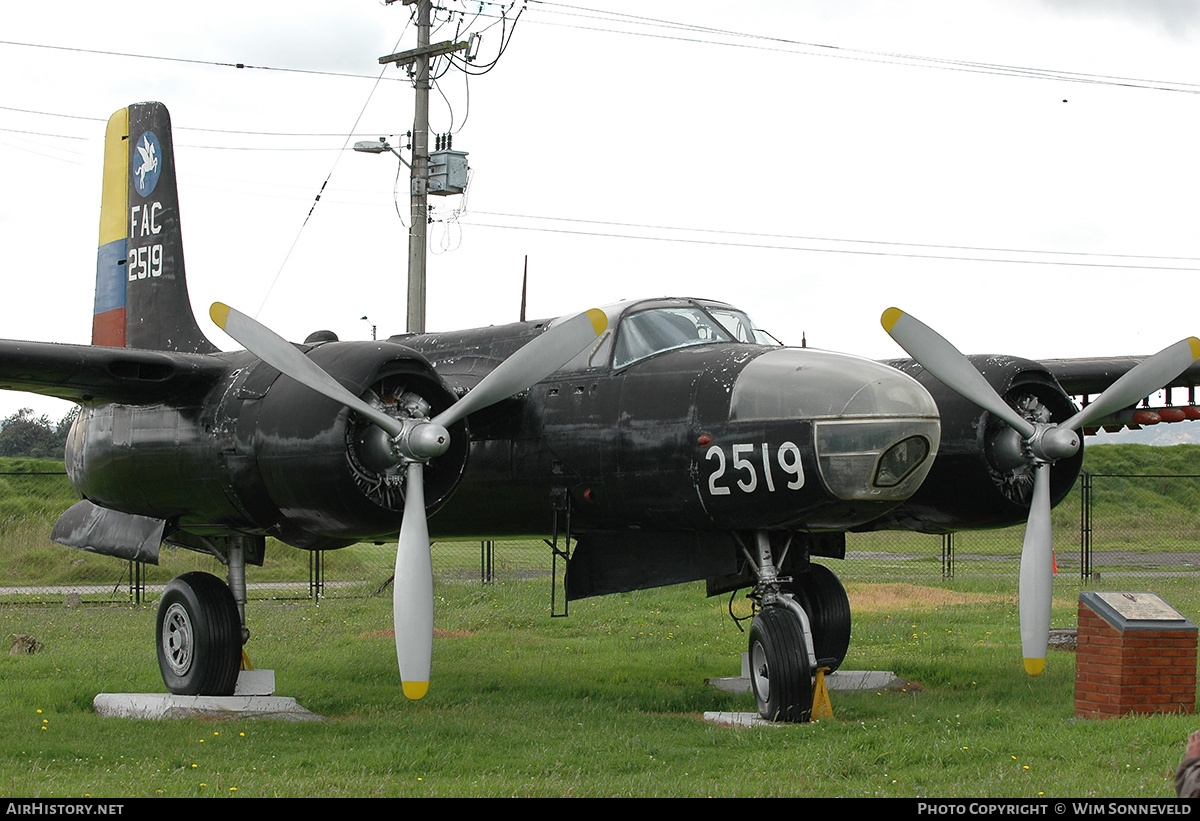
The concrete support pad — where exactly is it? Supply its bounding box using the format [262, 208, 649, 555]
[235, 669, 276, 697]
[704, 665, 914, 726]
[94, 693, 322, 721]
[704, 711, 784, 728]
[824, 670, 910, 691]
[707, 659, 908, 695]
[700, 672, 907, 729]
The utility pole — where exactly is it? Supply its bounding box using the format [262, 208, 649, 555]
[408, 0, 430, 335]
[379, 1, 470, 334]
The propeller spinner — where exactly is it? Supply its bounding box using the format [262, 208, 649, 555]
[210, 303, 607, 698]
[882, 307, 1200, 675]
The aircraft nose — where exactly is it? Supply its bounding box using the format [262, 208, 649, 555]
[729, 348, 941, 501]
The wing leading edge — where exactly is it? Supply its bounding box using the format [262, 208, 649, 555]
[1042, 353, 1200, 431]
[1044, 356, 1200, 397]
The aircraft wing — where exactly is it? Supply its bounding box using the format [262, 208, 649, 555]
[0, 338, 227, 405]
[1043, 356, 1200, 397]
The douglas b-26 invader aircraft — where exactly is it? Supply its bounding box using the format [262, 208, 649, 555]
[3, 102, 1199, 722]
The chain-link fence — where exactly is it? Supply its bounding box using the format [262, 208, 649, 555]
[2, 470, 1198, 605]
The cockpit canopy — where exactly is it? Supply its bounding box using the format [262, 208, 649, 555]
[561, 298, 778, 372]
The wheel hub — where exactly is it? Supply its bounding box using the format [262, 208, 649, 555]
[161, 602, 194, 676]
[750, 639, 771, 701]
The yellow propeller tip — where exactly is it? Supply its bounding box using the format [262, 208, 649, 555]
[209, 302, 230, 329]
[585, 308, 607, 336]
[881, 307, 904, 332]
[1023, 658, 1045, 676]
[1187, 337, 1200, 361]
[402, 681, 430, 700]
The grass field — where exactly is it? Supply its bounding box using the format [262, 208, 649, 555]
[3, 572, 1200, 798]
[1, 446, 1198, 797]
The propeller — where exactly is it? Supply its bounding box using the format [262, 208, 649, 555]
[882, 307, 1200, 675]
[210, 302, 608, 698]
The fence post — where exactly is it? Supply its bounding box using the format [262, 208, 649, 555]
[1079, 470, 1092, 582]
[127, 559, 145, 604]
[941, 532, 954, 578]
[308, 549, 324, 600]
[480, 540, 495, 584]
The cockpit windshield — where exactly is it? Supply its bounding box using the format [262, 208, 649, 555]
[612, 304, 770, 369]
[554, 300, 778, 373]
[708, 307, 775, 345]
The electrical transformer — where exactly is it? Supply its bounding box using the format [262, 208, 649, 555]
[428, 149, 469, 195]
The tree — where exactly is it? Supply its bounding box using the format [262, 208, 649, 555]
[0, 407, 74, 459]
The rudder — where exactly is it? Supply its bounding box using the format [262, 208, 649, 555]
[92, 102, 217, 354]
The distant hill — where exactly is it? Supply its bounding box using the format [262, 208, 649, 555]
[1086, 419, 1200, 447]
[1074, 443, 1200, 536]
[1082, 442, 1200, 475]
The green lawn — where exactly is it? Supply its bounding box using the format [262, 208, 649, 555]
[1, 446, 1198, 796]
[2, 573, 1199, 798]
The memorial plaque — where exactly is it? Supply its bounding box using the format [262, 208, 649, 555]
[1093, 592, 1185, 623]
[1075, 591, 1197, 719]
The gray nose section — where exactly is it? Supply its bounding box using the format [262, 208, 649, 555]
[730, 348, 942, 501]
[729, 348, 940, 421]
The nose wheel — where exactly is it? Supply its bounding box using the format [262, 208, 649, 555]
[748, 606, 813, 722]
[739, 531, 848, 722]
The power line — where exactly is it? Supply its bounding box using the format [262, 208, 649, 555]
[252, 12, 415, 319]
[459, 212, 1200, 272]
[0, 39, 407, 84]
[518, 1, 1200, 95]
[0, 105, 395, 138]
[470, 210, 1200, 265]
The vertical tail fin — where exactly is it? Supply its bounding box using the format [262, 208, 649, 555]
[92, 102, 217, 353]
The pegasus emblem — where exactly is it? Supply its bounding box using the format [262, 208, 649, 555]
[134, 133, 160, 195]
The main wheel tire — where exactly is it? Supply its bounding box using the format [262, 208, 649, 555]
[156, 572, 242, 696]
[786, 564, 851, 672]
[748, 606, 812, 722]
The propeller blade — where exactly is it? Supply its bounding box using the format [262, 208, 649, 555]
[1018, 463, 1053, 676]
[395, 460, 433, 700]
[881, 308, 1037, 439]
[1061, 337, 1200, 432]
[213, 302, 606, 700]
[210, 303, 404, 438]
[433, 308, 607, 429]
[388, 308, 604, 699]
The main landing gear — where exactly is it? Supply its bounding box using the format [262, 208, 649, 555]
[742, 532, 851, 722]
[155, 537, 253, 696]
[157, 572, 241, 695]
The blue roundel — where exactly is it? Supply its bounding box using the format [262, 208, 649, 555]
[132, 130, 162, 197]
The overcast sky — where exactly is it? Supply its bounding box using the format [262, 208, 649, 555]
[2, 0, 1199, 425]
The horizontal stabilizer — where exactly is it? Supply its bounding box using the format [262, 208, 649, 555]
[0, 339, 226, 405]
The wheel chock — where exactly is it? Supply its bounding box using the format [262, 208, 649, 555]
[811, 667, 833, 719]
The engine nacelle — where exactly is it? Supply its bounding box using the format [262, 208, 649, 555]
[66, 341, 470, 551]
[861, 355, 1083, 533]
[247, 341, 469, 548]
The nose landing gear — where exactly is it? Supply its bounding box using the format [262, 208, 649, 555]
[748, 605, 812, 722]
[741, 531, 851, 722]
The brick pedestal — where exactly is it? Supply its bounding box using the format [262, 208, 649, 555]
[1075, 591, 1197, 719]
